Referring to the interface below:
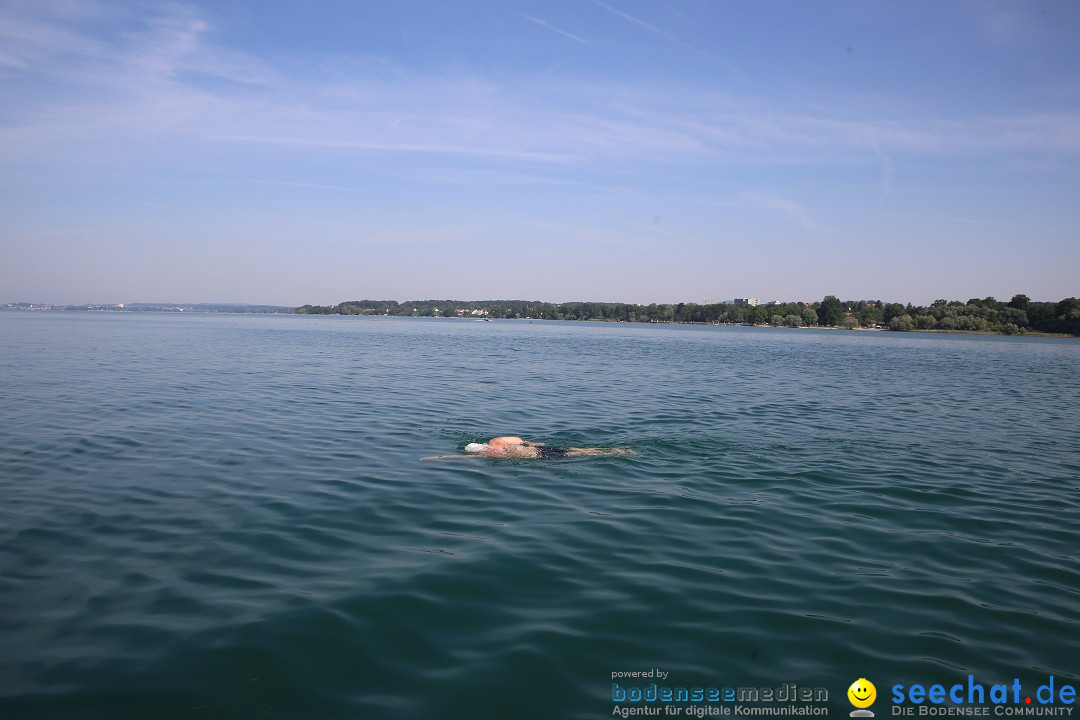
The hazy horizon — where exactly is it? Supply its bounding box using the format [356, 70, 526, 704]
[3, 1, 1078, 306]
[5, 290, 1075, 309]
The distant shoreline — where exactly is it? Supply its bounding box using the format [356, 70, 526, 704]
[1, 303, 295, 314]
[5, 297, 1078, 337]
[294, 296, 1080, 338]
[4, 308, 1076, 339]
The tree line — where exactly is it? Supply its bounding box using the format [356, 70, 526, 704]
[295, 295, 1080, 336]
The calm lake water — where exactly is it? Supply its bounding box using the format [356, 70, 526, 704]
[1, 313, 1078, 719]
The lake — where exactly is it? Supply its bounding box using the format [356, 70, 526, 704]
[1, 312, 1077, 719]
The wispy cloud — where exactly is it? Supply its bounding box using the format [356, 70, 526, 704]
[874, 147, 893, 202]
[962, 0, 1041, 47]
[589, 0, 743, 76]
[711, 193, 838, 235]
[700, 196, 1063, 233]
[520, 13, 590, 45]
[3, 1, 1078, 304]
[523, 218, 657, 251]
[248, 179, 366, 193]
[391, 166, 636, 197]
[813, 205, 1063, 232]
[3, 1, 1080, 177]
[218, 136, 578, 164]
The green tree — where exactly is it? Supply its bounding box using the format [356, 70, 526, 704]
[999, 307, 1028, 327]
[915, 314, 936, 330]
[858, 305, 883, 326]
[1008, 294, 1031, 311]
[888, 315, 915, 331]
[817, 296, 845, 326]
[1056, 297, 1079, 316]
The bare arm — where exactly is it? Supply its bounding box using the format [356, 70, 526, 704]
[420, 454, 489, 462]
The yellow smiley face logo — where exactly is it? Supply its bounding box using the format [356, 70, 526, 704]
[848, 678, 876, 708]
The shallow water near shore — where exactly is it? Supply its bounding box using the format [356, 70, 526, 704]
[1, 312, 1078, 719]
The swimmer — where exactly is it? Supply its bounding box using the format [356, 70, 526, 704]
[422, 436, 635, 461]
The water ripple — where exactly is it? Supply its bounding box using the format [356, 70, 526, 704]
[0, 314, 1077, 719]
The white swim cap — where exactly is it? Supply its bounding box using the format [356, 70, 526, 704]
[464, 443, 490, 453]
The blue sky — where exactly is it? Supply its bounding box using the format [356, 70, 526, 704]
[2, 0, 1078, 305]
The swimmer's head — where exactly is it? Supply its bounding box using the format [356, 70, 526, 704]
[488, 436, 526, 448]
[464, 443, 490, 453]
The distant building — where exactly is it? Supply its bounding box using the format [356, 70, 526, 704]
[733, 298, 759, 307]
